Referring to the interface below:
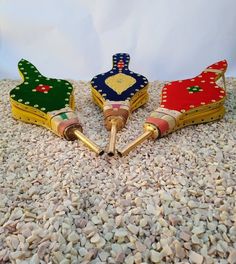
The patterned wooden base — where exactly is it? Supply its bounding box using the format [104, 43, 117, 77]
[90, 53, 149, 155]
[10, 59, 103, 155]
[118, 60, 227, 156]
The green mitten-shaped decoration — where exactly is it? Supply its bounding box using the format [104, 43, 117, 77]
[10, 59, 103, 155]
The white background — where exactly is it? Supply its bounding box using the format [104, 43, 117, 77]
[0, 0, 236, 81]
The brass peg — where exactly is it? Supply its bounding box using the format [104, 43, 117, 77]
[107, 119, 118, 156]
[73, 129, 104, 156]
[118, 125, 158, 156]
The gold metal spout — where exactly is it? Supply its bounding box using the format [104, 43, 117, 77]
[118, 124, 159, 156]
[73, 129, 104, 155]
[117, 130, 152, 156]
[107, 119, 118, 156]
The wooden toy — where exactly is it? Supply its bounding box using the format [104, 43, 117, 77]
[118, 60, 227, 156]
[90, 53, 149, 155]
[10, 59, 103, 155]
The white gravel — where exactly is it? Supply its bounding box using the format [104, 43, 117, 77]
[0, 78, 236, 263]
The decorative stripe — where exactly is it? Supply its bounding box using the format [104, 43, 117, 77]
[162, 115, 176, 129]
[146, 117, 169, 135]
[204, 69, 224, 74]
[155, 107, 182, 120]
[57, 118, 80, 138]
[60, 113, 68, 120]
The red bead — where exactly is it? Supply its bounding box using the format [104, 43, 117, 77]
[35, 85, 51, 93]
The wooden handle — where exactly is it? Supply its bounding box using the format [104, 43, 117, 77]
[73, 129, 104, 156]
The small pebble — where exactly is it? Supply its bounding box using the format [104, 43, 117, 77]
[192, 226, 205, 235]
[127, 224, 139, 235]
[150, 250, 162, 263]
[99, 251, 109, 262]
[228, 249, 236, 264]
[174, 242, 185, 259]
[99, 209, 109, 222]
[140, 218, 148, 227]
[96, 237, 106, 248]
[79, 247, 87, 257]
[134, 252, 142, 263]
[115, 229, 128, 238]
[91, 216, 102, 225]
[189, 250, 204, 264]
[179, 232, 191, 241]
[135, 241, 146, 252]
[115, 252, 125, 263]
[125, 255, 135, 264]
[67, 231, 80, 243]
[90, 233, 100, 243]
